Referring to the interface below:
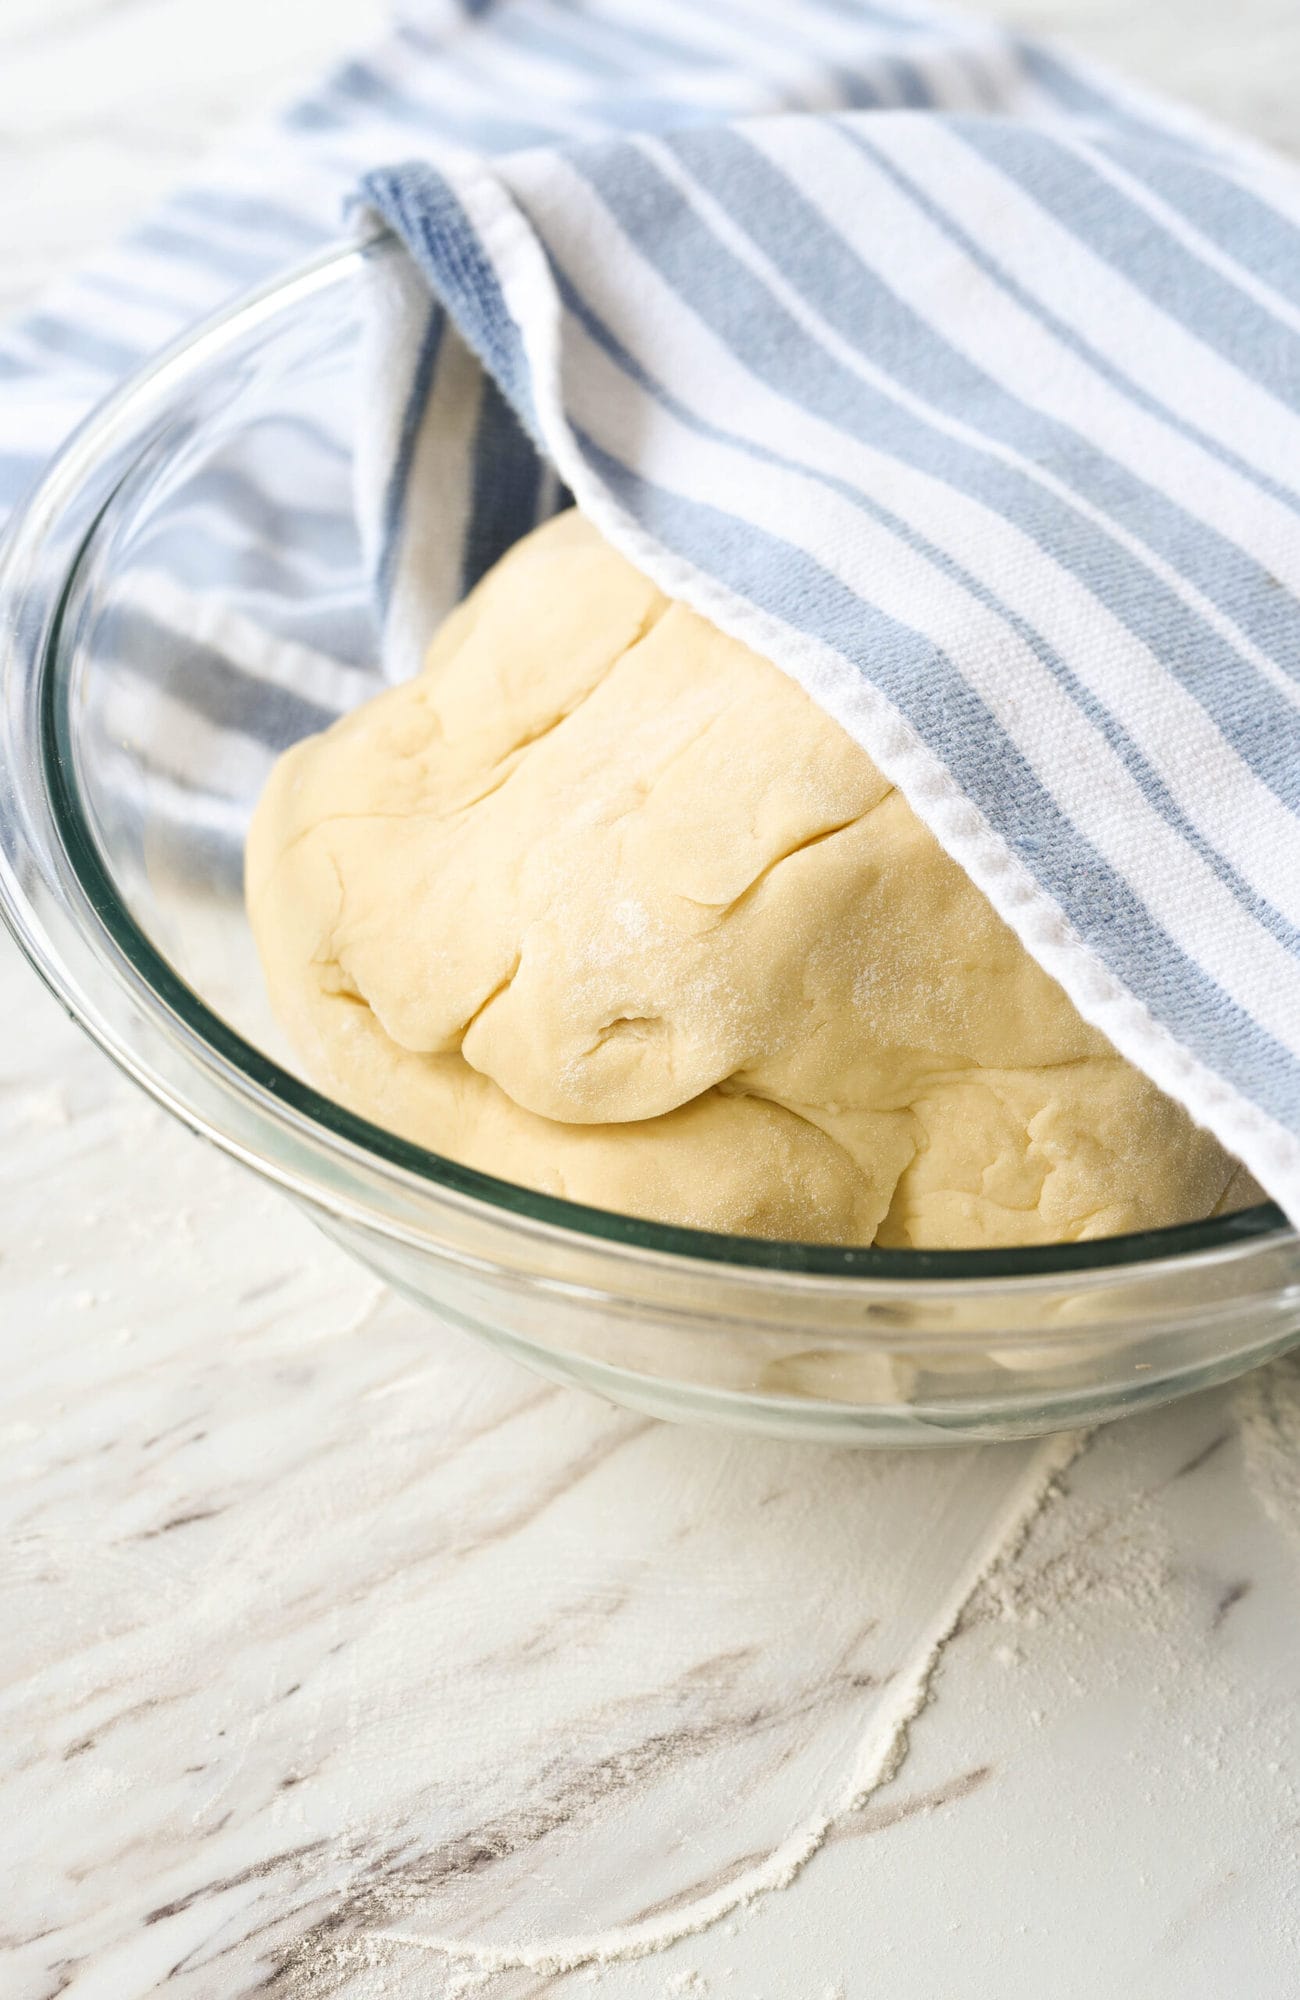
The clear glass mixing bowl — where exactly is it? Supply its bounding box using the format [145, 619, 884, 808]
[1, 237, 1297, 1444]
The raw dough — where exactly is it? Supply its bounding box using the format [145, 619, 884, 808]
[247, 510, 1238, 1248]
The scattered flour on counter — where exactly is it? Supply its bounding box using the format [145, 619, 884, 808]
[443, 1968, 494, 2000]
[969, 1474, 1175, 1644]
[370, 1430, 1087, 1984]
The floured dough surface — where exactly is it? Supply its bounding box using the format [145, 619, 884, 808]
[247, 510, 1238, 1247]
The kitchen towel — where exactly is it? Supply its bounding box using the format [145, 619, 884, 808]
[355, 9, 1300, 1225]
[4, 0, 1300, 1223]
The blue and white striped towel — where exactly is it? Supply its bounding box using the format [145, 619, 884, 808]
[5, 0, 1300, 1224]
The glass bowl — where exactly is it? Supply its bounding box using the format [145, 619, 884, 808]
[1, 237, 1298, 1446]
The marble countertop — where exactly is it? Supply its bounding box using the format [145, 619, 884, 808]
[2, 4, 1299, 1996]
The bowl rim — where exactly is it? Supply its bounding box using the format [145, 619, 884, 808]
[2, 236, 1291, 1286]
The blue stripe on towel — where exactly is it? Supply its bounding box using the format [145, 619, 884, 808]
[360, 164, 538, 432]
[1092, 138, 1300, 314]
[547, 264, 1300, 955]
[460, 373, 545, 595]
[958, 121, 1300, 416]
[579, 440, 1300, 1123]
[566, 138, 1300, 795]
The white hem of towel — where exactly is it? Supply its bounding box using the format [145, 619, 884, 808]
[427, 162, 1300, 1229]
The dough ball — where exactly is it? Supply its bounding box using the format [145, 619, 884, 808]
[247, 509, 1239, 1247]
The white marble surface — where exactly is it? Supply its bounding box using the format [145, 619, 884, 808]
[2, 4, 1300, 1996]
